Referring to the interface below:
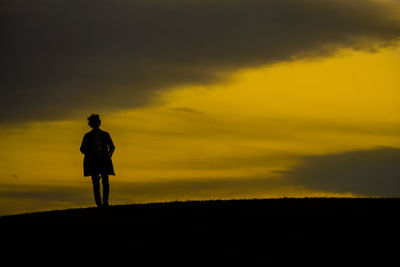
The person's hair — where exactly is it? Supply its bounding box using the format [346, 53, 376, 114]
[87, 114, 101, 128]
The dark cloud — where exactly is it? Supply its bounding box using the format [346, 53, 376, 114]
[283, 146, 400, 197]
[0, 183, 90, 202]
[0, 183, 92, 215]
[2, 0, 400, 123]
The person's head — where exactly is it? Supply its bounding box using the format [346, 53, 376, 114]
[88, 114, 101, 129]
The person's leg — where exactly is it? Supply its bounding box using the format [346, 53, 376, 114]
[91, 174, 102, 207]
[101, 173, 109, 207]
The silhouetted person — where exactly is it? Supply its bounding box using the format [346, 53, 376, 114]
[80, 114, 115, 208]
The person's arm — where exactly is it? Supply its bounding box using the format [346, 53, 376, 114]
[107, 133, 115, 157]
[80, 135, 87, 155]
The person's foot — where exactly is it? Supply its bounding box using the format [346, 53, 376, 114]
[103, 203, 109, 208]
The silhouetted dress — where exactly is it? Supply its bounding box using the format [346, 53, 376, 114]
[80, 129, 115, 176]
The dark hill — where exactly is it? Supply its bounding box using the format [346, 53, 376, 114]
[1, 198, 399, 266]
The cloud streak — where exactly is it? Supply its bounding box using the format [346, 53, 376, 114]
[2, 0, 400, 123]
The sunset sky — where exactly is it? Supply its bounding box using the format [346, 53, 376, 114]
[1, 0, 400, 215]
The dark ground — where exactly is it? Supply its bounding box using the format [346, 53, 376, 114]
[1, 198, 399, 266]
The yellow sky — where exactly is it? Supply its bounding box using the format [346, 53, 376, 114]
[1, 46, 399, 214]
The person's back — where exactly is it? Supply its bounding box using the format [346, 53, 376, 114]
[87, 129, 106, 158]
[82, 129, 113, 158]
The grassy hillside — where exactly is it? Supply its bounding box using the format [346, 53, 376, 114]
[1, 198, 399, 266]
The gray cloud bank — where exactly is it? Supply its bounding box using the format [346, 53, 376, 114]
[2, 0, 400, 123]
[283, 146, 400, 197]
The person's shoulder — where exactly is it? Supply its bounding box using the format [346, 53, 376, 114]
[100, 129, 111, 135]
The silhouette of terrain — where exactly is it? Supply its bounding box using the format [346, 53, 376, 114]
[1, 198, 399, 266]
